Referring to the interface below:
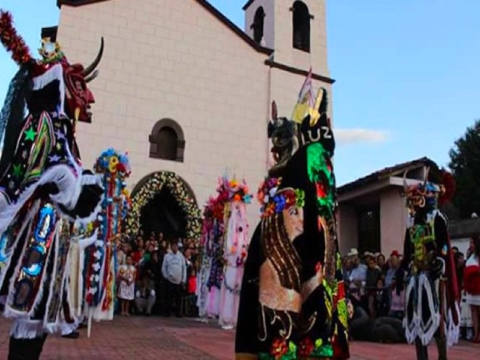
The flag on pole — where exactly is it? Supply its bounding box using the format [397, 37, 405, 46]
[291, 68, 314, 123]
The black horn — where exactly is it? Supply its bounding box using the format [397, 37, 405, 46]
[82, 37, 104, 77]
[85, 70, 99, 83]
[271, 101, 278, 120]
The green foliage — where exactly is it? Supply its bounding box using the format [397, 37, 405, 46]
[448, 119, 480, 218]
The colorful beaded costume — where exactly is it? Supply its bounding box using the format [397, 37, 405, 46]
[401, 169, 459, 359]
[0, 11, 104, 359]
[235, 78, 349, 359]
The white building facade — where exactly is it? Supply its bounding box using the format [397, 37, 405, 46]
[55, 0, 334, 238]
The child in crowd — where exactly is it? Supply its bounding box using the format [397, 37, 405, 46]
[389, 268, 406, 320]
[118, 255, 136, 316]
[375, 278, 390, 317]
[187, 267, 197, 295]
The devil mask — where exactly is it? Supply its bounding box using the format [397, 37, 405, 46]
[403, 168, 442, 216]
[62, 38, 103, 123]
[34, 37, 104, 123]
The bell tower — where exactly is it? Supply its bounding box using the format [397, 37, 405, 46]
[243, 0, 329, 77]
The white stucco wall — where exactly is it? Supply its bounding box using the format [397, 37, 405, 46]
[451, 237, 471, 256]
[57, 0, 331, 232]
[245, 0, 329, 76]
[379, 187, 408, 256]
[337, 204, 358, 255]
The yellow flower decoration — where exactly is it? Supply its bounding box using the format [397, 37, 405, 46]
[109, 163, 117, 173]
[109, 156, 119, 166]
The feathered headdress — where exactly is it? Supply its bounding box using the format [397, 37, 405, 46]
[439, 170, 455, 205]
[0, 11, 32, 65]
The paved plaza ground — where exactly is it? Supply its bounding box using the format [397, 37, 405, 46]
[0, 316, 478, 359]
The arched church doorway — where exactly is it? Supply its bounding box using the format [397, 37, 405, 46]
[125, 171, 202, 243]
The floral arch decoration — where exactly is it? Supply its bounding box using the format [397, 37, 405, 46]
[125, 171, 202, 242]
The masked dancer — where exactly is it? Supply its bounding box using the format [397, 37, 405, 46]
[0, 11, 104, 359]
[235, 83, 349, 359]
[401, 169, 459, 360]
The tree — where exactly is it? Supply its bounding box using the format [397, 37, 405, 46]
[449, 119, 480, 218]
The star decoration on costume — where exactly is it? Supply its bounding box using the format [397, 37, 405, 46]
[48, 154, 61, 163]
[24, 127, 37, 141]
[54, 130, 65, 141]
[12, 164, 23, 178]
[21, 150, 28, 159]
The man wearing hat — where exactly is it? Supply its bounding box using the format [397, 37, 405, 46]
[347, 248, 367, 302]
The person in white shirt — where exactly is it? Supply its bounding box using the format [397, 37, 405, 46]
[135, 276, 156, 315]
[161, 242, 187, 317]
[347, 248, 367, 300]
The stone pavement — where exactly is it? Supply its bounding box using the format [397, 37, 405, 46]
[0, 316, 478, 359]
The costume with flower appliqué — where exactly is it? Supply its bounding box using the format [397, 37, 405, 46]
[217, 177, 251, 329]
[0, 11, 104, 359]
[201, 195, 226, 317]
[197, 196, 220, 318]
[235, 85, 349, 359]
[197, 176, 252, 328]
[401, 170, 459, 360]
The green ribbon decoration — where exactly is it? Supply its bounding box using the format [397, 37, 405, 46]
[306, 143, 336, 218]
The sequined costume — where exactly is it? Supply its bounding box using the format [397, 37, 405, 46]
[83, 148, 131, 322]
[401, 170, 459, 360]
[0, 12, 104, 359]
[235, 86, 349, 359]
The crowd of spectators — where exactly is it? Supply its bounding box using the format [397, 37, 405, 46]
[343, 248, 407, 343]
[115, 231, 199, 317]
[111, 228, 480, 346]
[344, 238, 480, 344]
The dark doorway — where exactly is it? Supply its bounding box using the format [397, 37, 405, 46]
[139, 186, 187, 240]
[357, 203, 381, 253]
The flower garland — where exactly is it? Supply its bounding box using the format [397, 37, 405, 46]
[125, 171, 202, 242]
[257, 176, 305, 217]
[0, 11, 32, 65]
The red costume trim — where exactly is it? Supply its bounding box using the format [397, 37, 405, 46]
[446, 233, 460, 302]
[464, 265, 480, 295]
[0, 11, 32, 65]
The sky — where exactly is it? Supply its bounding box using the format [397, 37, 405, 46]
[1, 0, 479, 185]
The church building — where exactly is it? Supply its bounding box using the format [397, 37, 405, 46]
[54, 0, 334, 239]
